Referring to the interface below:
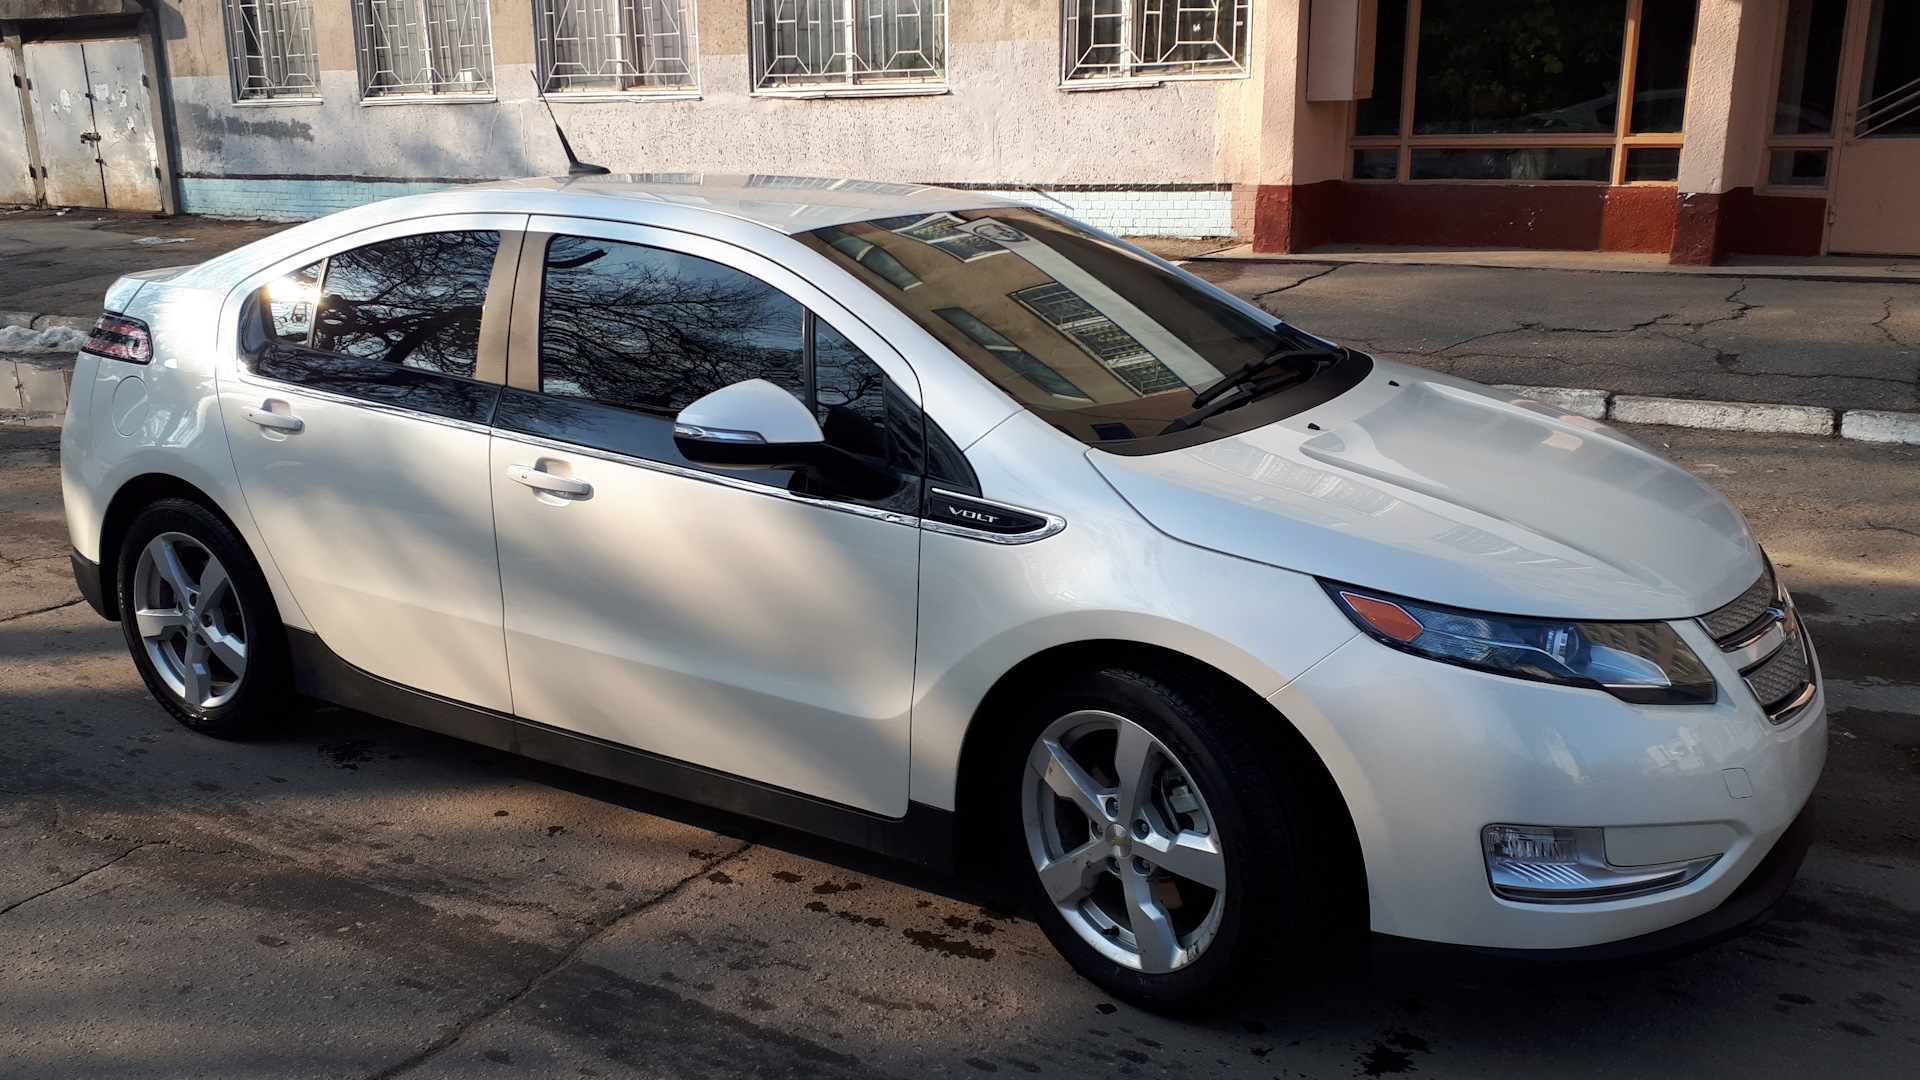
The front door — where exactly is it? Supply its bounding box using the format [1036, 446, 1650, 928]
[218, 219, 523, 712]
[1827, 0, 1920, 254]
[21, 38, 161, 211]
[489, 221, 924, 816]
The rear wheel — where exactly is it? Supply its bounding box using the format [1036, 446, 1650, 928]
[118, 499, 292, 738]
[1004, 664, 1315, 1011]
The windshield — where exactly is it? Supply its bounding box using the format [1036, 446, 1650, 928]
[798, 208, 1359, 450]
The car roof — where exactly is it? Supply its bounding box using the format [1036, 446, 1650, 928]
[462, 173, 1030, 235]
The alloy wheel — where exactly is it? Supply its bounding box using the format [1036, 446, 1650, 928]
[132, 531, 248, 709]
[1021, 710, 1228, 973]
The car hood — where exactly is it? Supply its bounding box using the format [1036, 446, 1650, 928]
[1087, 366, 1762, 621]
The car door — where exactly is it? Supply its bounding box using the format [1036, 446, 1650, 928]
[488, 219, 928, 816]
[218, 216, 523, 712]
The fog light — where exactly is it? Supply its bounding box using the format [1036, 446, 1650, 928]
[1482, 825, 1719, 904]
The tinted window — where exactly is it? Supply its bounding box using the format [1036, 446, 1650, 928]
[518, 235, 963, 509]
[310, 231, 499, 379]
[538, 236, 806, 413]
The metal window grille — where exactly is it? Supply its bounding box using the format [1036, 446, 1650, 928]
[354, 0, 496, 98]
[750, 0, 947, 92]
[537, 0, 698, 94]
[1063, 0, 1251, 83]
[225, 0, 322, 100]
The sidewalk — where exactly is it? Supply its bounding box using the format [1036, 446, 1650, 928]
[4, 210, 1917, 443]
[1189, 243, 1920, 286]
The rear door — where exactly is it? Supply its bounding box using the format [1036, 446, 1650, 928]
[219, 216, 524, 711]
[488, 219, 926, 815]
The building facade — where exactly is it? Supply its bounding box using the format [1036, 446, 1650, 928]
[2, 1, 1915, 261]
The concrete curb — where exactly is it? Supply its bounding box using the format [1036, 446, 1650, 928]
[1493, 384, 1920, 445]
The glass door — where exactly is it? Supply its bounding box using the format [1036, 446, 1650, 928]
[1827, 0, 1920, 254]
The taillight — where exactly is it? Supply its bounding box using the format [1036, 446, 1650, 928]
[81, 313, 153, 364]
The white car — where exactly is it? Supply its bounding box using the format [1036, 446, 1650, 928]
[61, 175, 1823, 1009]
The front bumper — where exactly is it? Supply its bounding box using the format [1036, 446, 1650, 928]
[1371, 800, 1815, 986]
[1271, 621, 1826, 951]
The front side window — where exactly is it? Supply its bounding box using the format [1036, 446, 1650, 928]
[242, 231, 504, 423]
[1063, 1, 1252, 84]
[225, 0, 322, 102]
[514, 235, 938, 505]
[1351, 0, 1698, 185]
[800, 208, 1365, 452]
[749, 0, 947, 93]
[535, 0, 698, 95]
[354, 0, 496, 98]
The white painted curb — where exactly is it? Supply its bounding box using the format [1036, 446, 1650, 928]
[1840, 410, 1920, 445]
[1493, 384, 1920, 446]
[1609, 396, 1835, 436]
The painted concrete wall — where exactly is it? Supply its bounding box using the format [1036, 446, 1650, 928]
[155, 0, 1262, 234]
[1677, 0, 1783, 196]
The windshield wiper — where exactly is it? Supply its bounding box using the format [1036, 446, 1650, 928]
[1160, 344, 1344, 435]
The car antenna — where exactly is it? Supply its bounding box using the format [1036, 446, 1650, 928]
[532, 72, 610, 176]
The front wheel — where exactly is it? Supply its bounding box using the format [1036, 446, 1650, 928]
[118, 498, 292, 738]
[1005, 665, 1316, 1011]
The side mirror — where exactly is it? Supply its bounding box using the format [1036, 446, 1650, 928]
[673, 379, 900, 500]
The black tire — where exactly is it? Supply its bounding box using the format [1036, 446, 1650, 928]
[999, 663, 1320, 1012]
[117, 498, 293, 738]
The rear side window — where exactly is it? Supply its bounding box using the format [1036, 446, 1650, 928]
[537, 235, 807, 412]
[310, 231, 500, 378]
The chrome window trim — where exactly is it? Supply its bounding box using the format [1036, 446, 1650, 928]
[230, 368, 497, 436]
[493, 428, 923, 529]
[920, 488, 1066, 545]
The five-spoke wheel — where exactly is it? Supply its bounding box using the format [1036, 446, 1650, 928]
[118, 498, 291, 737]
[1022, 709, 1227, 974]
[132, 531, 249, 709]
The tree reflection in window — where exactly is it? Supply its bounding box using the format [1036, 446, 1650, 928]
[310, 231, 499, 378]
[539, 235, 806, 413]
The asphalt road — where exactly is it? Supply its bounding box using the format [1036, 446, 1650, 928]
[2, 414, 1917, 1078]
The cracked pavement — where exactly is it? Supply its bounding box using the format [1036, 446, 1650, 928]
[4, 400, 1920, 1075]
[1187, 261, 1920, 412]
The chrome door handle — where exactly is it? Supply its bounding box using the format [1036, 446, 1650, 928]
[242, 405, 304, 433]
[507, 463, 593, 498]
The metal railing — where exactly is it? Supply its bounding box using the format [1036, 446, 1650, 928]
[226, 0, 322, 101]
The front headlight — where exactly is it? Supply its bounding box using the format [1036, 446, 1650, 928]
[1322, 582, 1716, 705]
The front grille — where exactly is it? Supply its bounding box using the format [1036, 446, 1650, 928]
[1744, 637, 1813, 722]
[1702, 568, 1779, 643]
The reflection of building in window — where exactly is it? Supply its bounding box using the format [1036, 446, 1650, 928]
[1012, 282, 1182, 394]
[873, 214, 1004, 261]
[1063, 1, 1252, 84]
[353, 0, 496, 98]
[750, 0, 947, 93]
[535, 0, 697, 95]
[817, 227, 922, 289]
[935, 308, 1091, 402]
[226, 0, 322, 101]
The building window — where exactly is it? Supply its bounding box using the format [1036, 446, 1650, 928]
[224, 0, 322, 102]
[748, 0, 947, 95]
[1062, 1, 1252, 85]
[536, 1, 698, 95]
[1350, 0, 1697, 185]
[353, 0, 496, 100]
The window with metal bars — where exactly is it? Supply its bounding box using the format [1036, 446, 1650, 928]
[749, 0, 948, 94]
[224, 0, 322, 101]
[1062, 0, 1252, 84]
[353, 0, 496, 99]
[536, 0, 699, 95]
